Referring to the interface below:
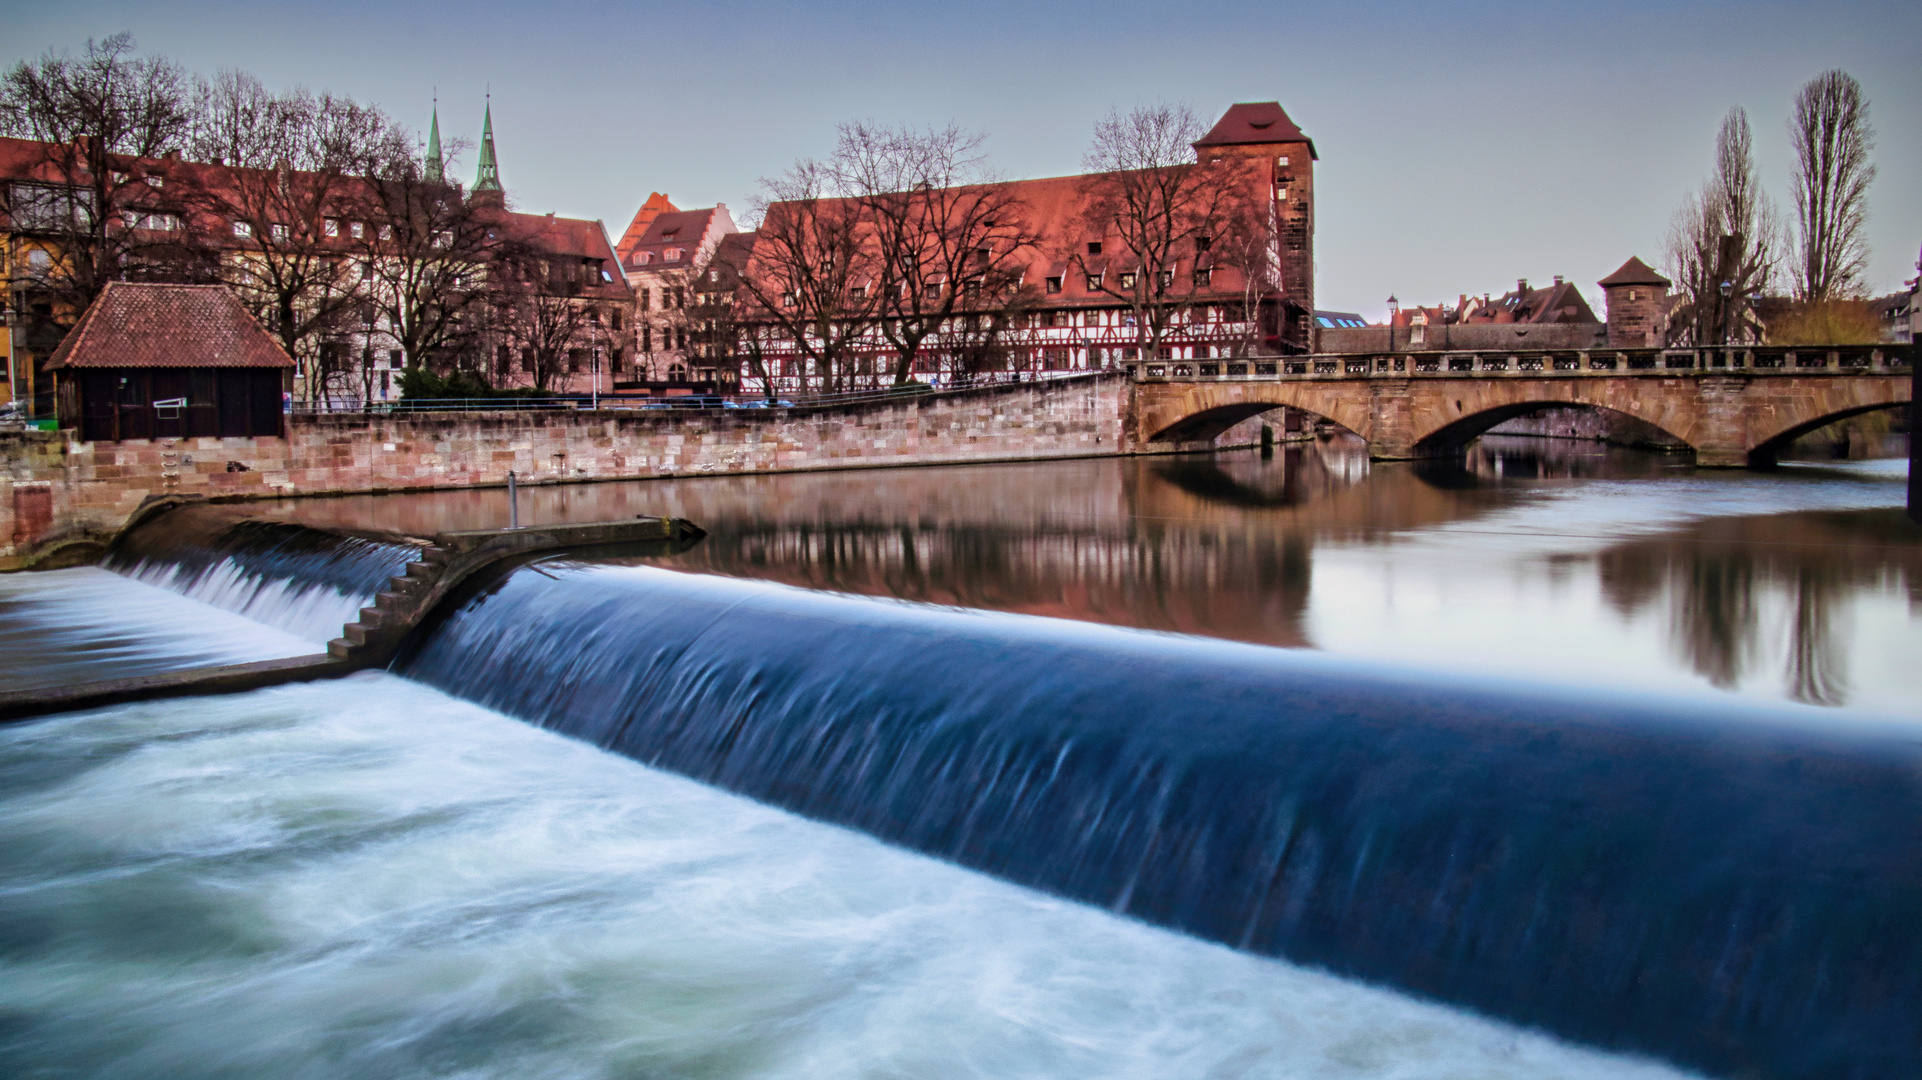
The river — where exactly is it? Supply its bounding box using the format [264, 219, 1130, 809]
[0, 435, 1915, 1080]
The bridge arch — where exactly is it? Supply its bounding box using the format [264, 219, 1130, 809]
[1411, 400, 1691, 458]
[1135, 384, 1377, 448]
[1747, 401, 1910, 466]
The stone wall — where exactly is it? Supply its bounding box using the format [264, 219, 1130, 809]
[2, 375, 1131, 566]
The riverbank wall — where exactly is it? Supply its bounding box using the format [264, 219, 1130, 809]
[3, 375, 1129, 567]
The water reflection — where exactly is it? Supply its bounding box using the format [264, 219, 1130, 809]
[1595, 509, 1921, 707]
[253, 435, 1920, 713]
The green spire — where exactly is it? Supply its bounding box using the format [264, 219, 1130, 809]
[473, 99, 501, 193]
[425, 102, 444, 183]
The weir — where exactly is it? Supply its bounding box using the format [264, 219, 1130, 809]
[0, 503, 705, 721]
[401, 564, 1919, 1080]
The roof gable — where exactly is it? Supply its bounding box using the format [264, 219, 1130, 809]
[1598, 256, 1672, 289]
[47, 283, 295, 370]
[1194, 102, 1317, 160]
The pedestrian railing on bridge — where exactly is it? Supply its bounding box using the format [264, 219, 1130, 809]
[1129, 344, 1911, 382]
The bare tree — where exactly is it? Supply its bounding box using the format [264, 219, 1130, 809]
[352, 146, 509, 379]
[490, 273, 590, 391]
[830, 121, 1039, 385]
[0, 34, 199, 309]
[736, 161, 880, 393]
[1663, 107, 1782, 344]
[181, 72, 411, 399]
[1789, 70, 1875, 303]
[1069, 104, 1259, 363]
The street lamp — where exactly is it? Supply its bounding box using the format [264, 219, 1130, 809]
[1718, 279, 1734, 347]
[1386, 295, 1399, 353]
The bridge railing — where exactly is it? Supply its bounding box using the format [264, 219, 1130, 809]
[1128, 344, 1911, 381]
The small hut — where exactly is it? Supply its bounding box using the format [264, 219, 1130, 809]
[49, 282, 294, 442]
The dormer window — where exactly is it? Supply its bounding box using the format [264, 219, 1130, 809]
[232, 220, 253, 238]
[350, 221, 365, 239]
[661, 230, 678, 241]
[271, 223, 290, 241]
[1118, 272, 1137, 289]
[323, 219, 340, 238]
[665, 248, 682, 262]
[637, 252, 652, 265]
[1086, 274, 1103, 290]
[1045, 276, 1062, 294]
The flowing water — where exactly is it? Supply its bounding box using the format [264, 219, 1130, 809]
[1, 435, 1917, 1079]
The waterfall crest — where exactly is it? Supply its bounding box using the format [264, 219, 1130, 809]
[401, 564, 1922, 1080]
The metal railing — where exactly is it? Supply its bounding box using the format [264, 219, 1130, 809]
[286, 369, 1103, 416]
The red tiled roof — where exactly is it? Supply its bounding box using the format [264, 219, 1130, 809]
[47, 282, 294, 370]
[1193, 102, 1316, 160]
[615, 192, 679, 256]
[750, 170, 1274, 309]
[496, 210, 633, 299]
[1598, 256, 1671, 289]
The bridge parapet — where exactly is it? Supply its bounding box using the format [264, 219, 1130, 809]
[1127, 344, 1912, 468]
[1127, 344, 1909, 384]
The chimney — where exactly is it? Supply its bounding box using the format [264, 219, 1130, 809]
[1553, 275, 1564, 286]
[1517, 278, 1529, 295]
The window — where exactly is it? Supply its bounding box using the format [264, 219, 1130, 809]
[324, 219, 340, 238]
[1158, 270, 1173, 288]
[232, 220, 253, 238]
[642, 326, 652, 351]
[974, 247, 991, 266]
[379, 224, 393, 241]
[782, 292, 797, 308]
[1042, 311, 1059, 328]
[640, 289, 651, 311]
[1045, 276, 1062, 294]
[849, 284, 867, 300]
[1195, 235, 1212, 252]
[611, 310, 622, 330]
[660, 230, 678, 241]
[1193, 268, 1212, 287]
[924, 282, 941, 299]
[1087, 241, 1102, 255]
[11, 183, 93, 230]
[1629, 289, 1639, 301]
[143, 175, 163, 188]
[638, 252, 652, 265]
[129, 212, 180, 231]
[1118, 272, 1136, 289]
[1122, 347, 1138, 361]
[1277, 156, 1289, 166]
[1085, 274, 1102, 290]
[350, 221, 365, 239]
[665, 248, 682, 262]
[1194, 345, 1210, 359]
[1084, 311, 1101, 327]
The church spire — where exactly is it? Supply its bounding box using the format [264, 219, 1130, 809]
[473, 96, 501, 194]
[424, 98, 444, 184]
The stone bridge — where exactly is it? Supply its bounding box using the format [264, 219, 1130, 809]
[1126, 344, 1912, 467]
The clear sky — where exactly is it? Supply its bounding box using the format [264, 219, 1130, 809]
[7, 0, 1918, 320]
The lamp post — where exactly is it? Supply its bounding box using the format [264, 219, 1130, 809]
[1718, 279, 1734, 348]
[1386, 295, 1399, 354]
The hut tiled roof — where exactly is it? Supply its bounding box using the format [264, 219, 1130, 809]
[1598, 256, 1672, 289]
[46, 282, 294, 370]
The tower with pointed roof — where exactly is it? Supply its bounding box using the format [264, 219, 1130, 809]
[473, 99, 503, 204]
[1598, 257, 1672, 348]
[1193, 102, 1317, 353]
[424, 102, 444, 184]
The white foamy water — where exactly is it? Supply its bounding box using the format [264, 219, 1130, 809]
[112, 557, 372, 644]
[0, 676, 1702, 1079]
[0, 567, 319, 693]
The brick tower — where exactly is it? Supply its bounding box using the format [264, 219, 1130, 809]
[1598, 256, 1672, 348]
[1193, 102, 1317, 353]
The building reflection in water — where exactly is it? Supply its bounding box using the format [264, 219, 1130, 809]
[257, 430, 1920, 711]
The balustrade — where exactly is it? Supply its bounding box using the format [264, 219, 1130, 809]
[1123, 343, 1908, 383]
